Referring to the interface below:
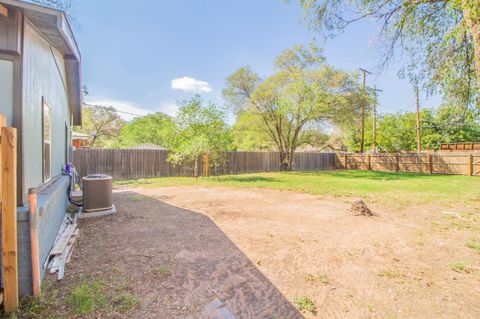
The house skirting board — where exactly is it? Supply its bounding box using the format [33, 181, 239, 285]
[16, 175, 69, 296]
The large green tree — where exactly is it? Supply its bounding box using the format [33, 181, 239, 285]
[293, 0, 480, 107]
[345, 104, 480, 151]
[224, 43, 362, 170]
[76, 105, 125, 148]
[168, 96, 234, 177]
[231, 112, 277, 151]
[116, 113, 176, 148]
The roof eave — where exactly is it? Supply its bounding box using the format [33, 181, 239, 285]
[65, 58, 82, 125]
[57, 12, 80, 61]
[0, 0, 82, 124]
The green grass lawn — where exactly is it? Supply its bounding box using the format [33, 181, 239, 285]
[116, 170, 480, 208]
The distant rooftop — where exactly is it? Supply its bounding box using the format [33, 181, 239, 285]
[72, 131, 89, 139]
[128, 143, 167, 150]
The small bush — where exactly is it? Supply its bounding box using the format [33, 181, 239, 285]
[18, 296, 52, 318]
[294, 296, 317, 314]
[112, 293, 139, 313]
[152, 265, 171, 276]
[305, 273, 329, 285]
[378, 269, 405, 279]
[65, 279, 107, 315]
[466, 239, 480, 253]
[450, 261, 471, 273]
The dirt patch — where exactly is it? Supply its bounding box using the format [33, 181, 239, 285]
[35, 186, 480, 318]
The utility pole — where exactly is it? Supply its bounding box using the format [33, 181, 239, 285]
[359, 68, 371, 153]
[372, 86, 383, 153]
[415, 87, 421, 153]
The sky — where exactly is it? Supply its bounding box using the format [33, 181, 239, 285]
[71, 0, 442, 121]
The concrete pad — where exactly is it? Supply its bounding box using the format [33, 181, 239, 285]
[78, 205, 117, 219]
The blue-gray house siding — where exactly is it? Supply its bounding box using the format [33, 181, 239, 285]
[0, 0, 82, 296]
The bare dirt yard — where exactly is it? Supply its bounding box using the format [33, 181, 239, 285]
[16, 173, 480, 318]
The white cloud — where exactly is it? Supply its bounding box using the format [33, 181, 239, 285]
[85, 97, 179, 121]
[171, 76, 212, 93]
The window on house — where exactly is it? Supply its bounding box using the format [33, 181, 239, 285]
[43, 100, 51, 182]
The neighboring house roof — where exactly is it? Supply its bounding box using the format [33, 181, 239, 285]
[298, 144, 347, 153]
[129, 143, 168, 150]
[72, 131, 89, 140]
[1, 0, 82, 125]
[319, 144, 347, 152]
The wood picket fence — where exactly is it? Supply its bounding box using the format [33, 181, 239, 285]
[72, 149, 337, 179]
[335, 152, 480, 176]
[73, 149, 480, 180]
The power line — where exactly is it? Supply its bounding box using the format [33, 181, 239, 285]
[377, 103, 415, 113]
[83, 103, 145, 117]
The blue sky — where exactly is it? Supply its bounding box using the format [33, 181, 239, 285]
[72, 0, 441, 121]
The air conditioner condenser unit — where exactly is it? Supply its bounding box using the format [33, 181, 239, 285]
[82, 174, 113, 212]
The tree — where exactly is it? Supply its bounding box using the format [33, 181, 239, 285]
[231, 112, 277, 151]
[168, 96, 234, 177]
[344, 104, 480, 151]
[224, 43, 362, 170]
[117, 113, 176, 148]
[76, 105, 125, 148]
[293, 0, 480, 108]
[28, 0, 72, 10]
[232, 112, 331, 151]
[432, 103, 480, 143]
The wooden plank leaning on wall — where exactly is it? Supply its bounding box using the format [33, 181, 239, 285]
[1, 113, 19, 312]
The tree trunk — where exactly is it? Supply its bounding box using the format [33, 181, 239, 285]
[90, 135, 98, 147]
[279, 152, 290, 171]
[462, 1, 480, 91]
[194, 156, 198, 178]
[287, 149, 295, 171]
[279, 151, 294, 171]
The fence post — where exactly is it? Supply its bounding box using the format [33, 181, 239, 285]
[468, 154, 473, 176]
[428, 154, 433, 174]
[2, 127, 18, 313]
[395, 153, 399, 172]
[203, 153, 210, 177]
[368, 154, 371, 171]
[344, 153, 348, 169]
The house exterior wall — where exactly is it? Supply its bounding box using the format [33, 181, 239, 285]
[22, 20, 71, 199]
[15, 18, 74, 296]
[0, 59, 13, 126]
[0, 3, 81, 298]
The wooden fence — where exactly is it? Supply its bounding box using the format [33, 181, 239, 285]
[440, 142, 480, 152]
[335, 152, 480, 176]
[72, 149, 337, 179]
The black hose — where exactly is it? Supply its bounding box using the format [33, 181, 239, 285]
[67, 172, 83, 207]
